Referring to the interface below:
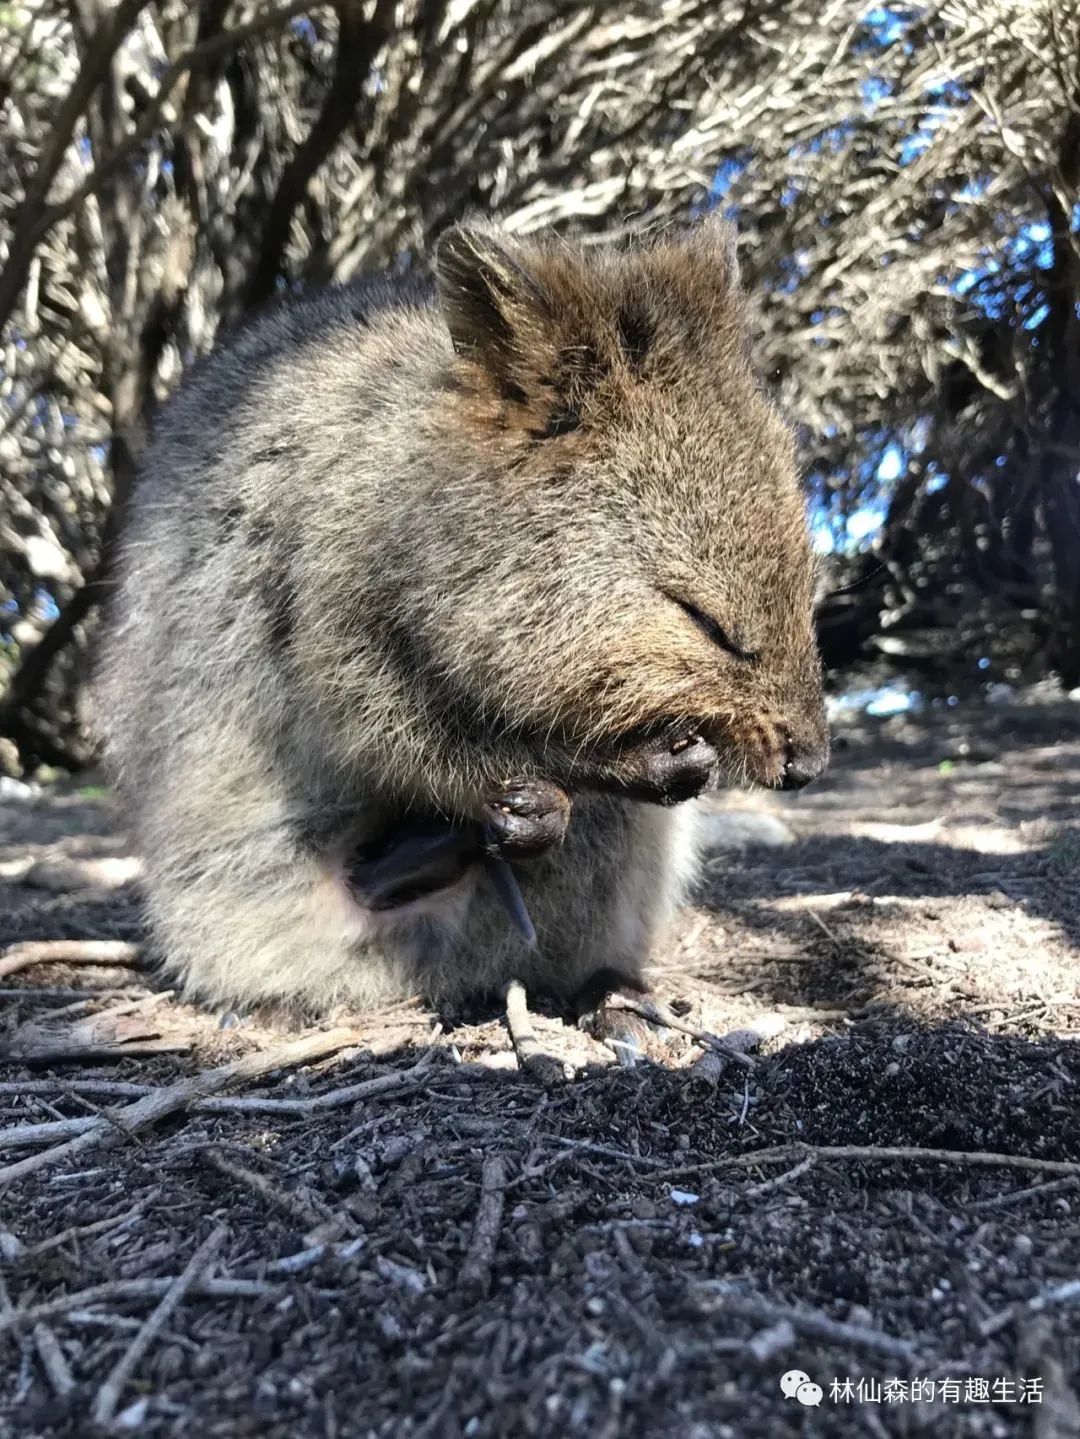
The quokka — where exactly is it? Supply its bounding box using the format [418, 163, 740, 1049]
[96, 215, 828, 1021]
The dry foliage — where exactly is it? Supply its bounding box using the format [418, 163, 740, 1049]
[1, 1, 1079, 766]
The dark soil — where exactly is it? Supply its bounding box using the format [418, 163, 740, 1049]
[2, 698, 1080, 1438]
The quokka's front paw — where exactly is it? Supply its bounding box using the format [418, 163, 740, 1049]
[607, 730, 719, 805]
[480, 777, 572, 858]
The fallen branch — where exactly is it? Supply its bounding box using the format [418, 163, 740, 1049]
[0, 1277, 296, 1334]
[1, 1114, 99, 1151]
[92, 1225, 227, 1426]
[691, 1286, 921, 1365]
[5, 990, 192, 1065]
[0, 1027, 370, 1186]
[656, 1142, 1080, 1185]
[0, 1053, 440, 1151]
[0, 940, 143, 980]
[11, 1039, 192, 1066]
[0, 1080, 154, 1100]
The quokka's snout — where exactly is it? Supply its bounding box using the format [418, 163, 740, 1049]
[572, 682, 829, 807]
[777, 722, 830, 791]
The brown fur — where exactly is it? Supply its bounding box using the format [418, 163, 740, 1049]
[95, 216, 827, 1015]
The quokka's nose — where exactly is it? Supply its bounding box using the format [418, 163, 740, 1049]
[779, 739, 829, 791]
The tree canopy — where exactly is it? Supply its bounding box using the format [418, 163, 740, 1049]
[1, 0, 1078, 768]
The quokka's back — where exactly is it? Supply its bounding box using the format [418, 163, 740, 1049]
[97, 217, 827, 1018]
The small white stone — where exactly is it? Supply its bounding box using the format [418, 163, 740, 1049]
[0, 776, 37, 803]
[697, 811, 796, 851]
[748, 1319, 796, 1363]
[114, 1399, 150, 1429]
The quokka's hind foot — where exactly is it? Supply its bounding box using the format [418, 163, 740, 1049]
[575, 970, 759, 1071]
[578, 984, 765, 1076]
[573, 968, 667, 1068]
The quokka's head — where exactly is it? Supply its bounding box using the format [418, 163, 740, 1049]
[410, 215, 827, 797]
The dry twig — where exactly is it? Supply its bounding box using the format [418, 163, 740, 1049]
[504, 980, 570, 1086]
[0, 1256, 73, 1399]
[459, 1155, 508, 1299]
[691, 1286, 921, 1365]
[0, 1052, 440, 1153]
[31, 1321, 75, 1398]
[742, 1153, 817, 1198]
[980, 1279, 1080, 1339]
[197, 1054, 437, 1115]
[0, 1277, 295, 1334]
[199, 1149, 334, 1232]
[656, 1142, 1080, 1184]
[967, 1174, 1080, 1212]
[600, 992, 756, 1069]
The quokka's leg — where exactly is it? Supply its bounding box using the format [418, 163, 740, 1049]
[134, 772, 425, 1014]
[486, 801, 701, 1068]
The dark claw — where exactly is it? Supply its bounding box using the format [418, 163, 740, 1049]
[481, 777, 572, 858]
[483, 854, 537, 946]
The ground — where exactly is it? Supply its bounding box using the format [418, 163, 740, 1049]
[1, 697, 1079, 1438]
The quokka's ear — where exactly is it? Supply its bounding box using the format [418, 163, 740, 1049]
[629, 212, 745, 351]
[683, 210, 742, 287]
[656, 211, 742, 296]
[435, 224, 553, 369]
